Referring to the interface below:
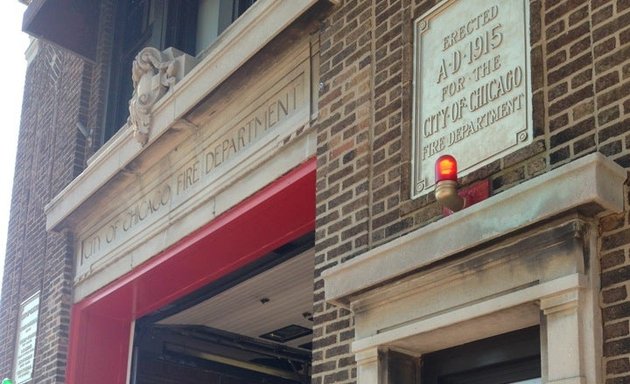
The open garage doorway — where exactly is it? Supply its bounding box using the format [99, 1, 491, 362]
[66, 160, 316, 384]
[130, 235, 314, 384]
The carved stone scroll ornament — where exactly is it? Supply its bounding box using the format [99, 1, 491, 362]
[127, 47, 179, 145]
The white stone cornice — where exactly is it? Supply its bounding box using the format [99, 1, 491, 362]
[44, 0, 322, 231]
[24, 37, 39, 66]
[323, 153, 626, 307]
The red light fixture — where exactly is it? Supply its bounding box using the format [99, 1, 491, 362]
[435, 155, 465, 212]
[435, 155, 458, 182]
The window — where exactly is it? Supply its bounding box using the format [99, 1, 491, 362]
[421, 327, 541, 384]
[196, 0, 256, 54]
[103, 0, 256, 143]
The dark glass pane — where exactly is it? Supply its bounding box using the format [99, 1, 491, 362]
[236, 0, 256, 16]
[104, 0, 240, 142]
[105, 0, 154, 141]
[421, 327, 541, 384]
[165, 0, 198, 55]
[123, 0, 151, 51]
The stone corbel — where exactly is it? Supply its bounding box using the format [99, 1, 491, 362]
[127, 47, 197, 145]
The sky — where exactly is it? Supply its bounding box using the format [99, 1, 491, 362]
[0, 2, 29, 296]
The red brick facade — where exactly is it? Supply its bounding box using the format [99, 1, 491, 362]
[0, 44, 90, 383]
[314, 0, 629, 383]
[1, 0, 629, 383]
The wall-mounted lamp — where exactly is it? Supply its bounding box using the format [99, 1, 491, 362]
[435, 155, 465, 212]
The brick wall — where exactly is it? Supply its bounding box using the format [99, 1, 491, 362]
[0, 43, 90, 383]
[597, 6, 630, 383]
[314, 1, 373, 382]
[0, 0, 120, 378]
[314, 0, 630, 383]
[601, 186, 630, 384]
[2, 0, 628, 383]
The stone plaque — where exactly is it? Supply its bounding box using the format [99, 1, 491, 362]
[412, 0, 532, 198]
[14, 292, 40, 384]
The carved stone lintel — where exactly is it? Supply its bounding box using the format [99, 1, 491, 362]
[127, 47, 197, 145]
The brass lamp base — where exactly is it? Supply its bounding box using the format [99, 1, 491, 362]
[435, 180, 465, 212]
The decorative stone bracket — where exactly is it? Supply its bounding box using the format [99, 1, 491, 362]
[127, 47, 197, 145]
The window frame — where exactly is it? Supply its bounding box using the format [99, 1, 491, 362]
[102, 0, 256, 144]
[421, 327, 541, 384]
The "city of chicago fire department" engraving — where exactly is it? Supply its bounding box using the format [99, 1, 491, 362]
[78, 71, 307, 272]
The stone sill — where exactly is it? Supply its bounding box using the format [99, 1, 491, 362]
[323, 153, 627, 307]
[44, 0, 328, 231]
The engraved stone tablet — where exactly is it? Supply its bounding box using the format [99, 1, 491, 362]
[412, 0, 532, 198]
